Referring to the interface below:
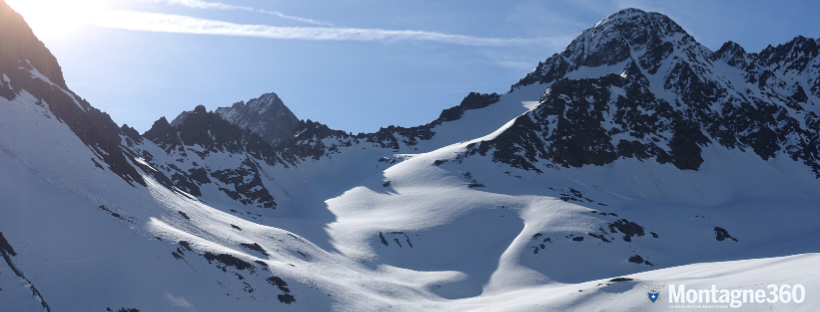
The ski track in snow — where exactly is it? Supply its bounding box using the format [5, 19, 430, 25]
[3, 76, 819, 311]
[2, 8, 820, 312]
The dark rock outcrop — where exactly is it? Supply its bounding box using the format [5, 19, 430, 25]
[0, 0, 144, 186]
[463, 9, 820, 176]
[137, 106, 282, 208]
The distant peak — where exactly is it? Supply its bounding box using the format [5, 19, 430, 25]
[592, 8, 685, 35]
[716, 41, 746, 57]
[249, 93, 283, 109]
[511, 8, 701, 90]
[143, 116, 175, 139]
[558, 8, 692, 70]
[230, 101, 245, 109]
[616, 7, 647, 14]
[595, 8, 649, 25]
[155, 116, 170, 126]
[214, 91, 299, 148]
[257, 92, 280, 100]
[168, 105, 210, 128]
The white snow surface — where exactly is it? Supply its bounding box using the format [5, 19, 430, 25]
[2, 77, 820, 311]
[2, 10, 820, 312]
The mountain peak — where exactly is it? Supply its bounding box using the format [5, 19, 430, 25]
[168, 105, 208, 128]
[758, 35, 820, 70]
[0, 0, 67, 89]
[1, 0, 147, 186]
[5, 5, 820, 310]
[594, 8, 675, 27]
[592, 8, 688, 37]
[215, 92, 299, 148]
[487, 8, 820, 177]
[512, 8, 700, 90]
[578, 8, 692, 55]
[592, 8, 649, 26]
[716, 40, 745, 54]
[193, 104, 208, 114]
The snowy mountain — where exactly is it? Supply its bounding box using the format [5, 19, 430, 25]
[137, 104, 285, 209]
[494, 9, 820, 175]
[1, 2, 819, 311]
[212, 92, 300, 148]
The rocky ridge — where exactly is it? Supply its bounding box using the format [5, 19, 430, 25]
[465, 8, 820, 175]
[213, 92, 300, 148]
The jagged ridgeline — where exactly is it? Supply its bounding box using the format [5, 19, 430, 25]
[133, 105, 281, 208]
[0, 0, 144, 186]
[4, 2, 820, 309]
[467, 9, 820, 175]
[129, 90, 503, 206]
[202, 9, 820, 181]
[4, 1, 820, 209]
[214, 93, 300, 148]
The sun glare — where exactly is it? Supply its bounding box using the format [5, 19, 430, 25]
[5, 0, 110, 39]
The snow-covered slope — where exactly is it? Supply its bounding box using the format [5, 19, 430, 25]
[2, 3, 820, 311]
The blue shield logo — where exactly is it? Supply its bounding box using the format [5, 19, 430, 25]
[643, 285, 665, 303]
[647, 291, 660, 303]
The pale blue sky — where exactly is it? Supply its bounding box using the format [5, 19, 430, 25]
[8, 0, 820, 133]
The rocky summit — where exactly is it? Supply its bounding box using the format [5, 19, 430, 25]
[214, 92, 300, 148]
[1, 4, 819, 311]
[481, 8, 820, 175]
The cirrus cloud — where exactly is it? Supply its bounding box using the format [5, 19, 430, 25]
[93, 10, 563, 47]
[141, 0, 334, 26]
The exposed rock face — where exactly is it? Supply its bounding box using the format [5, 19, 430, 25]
[0, 0, 65, 89]
[214, 93, 300, 148]
[0, 231, 51, 311]
[7, 2, 820, 212]
[135, 105, 282, 208]
[0, 0, 144, 186]
[465, 8, 820, 176]
[134, 88, 506, 207]
[438, 92, 501, 122]
[143, 116, 185, 155]
[5, 4, 820, 309]
[511, 8, 696, 90]
[171, 105, 281, 165]
[260, 12, 820, 176]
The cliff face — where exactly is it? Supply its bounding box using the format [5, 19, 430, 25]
[0, 0, 65, 89]
[468, 9, 820, 176]
[0, 0, 145, 186]
[2, 4, 820, 311]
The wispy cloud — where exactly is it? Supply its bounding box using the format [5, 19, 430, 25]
[93, 10, 561, 47]
[145, 0, 242, 10]
[257, 9, 333, 27]
[142, 0, 334, 26]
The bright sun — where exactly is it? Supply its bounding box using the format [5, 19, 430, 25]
[5, 0, 110, 39]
